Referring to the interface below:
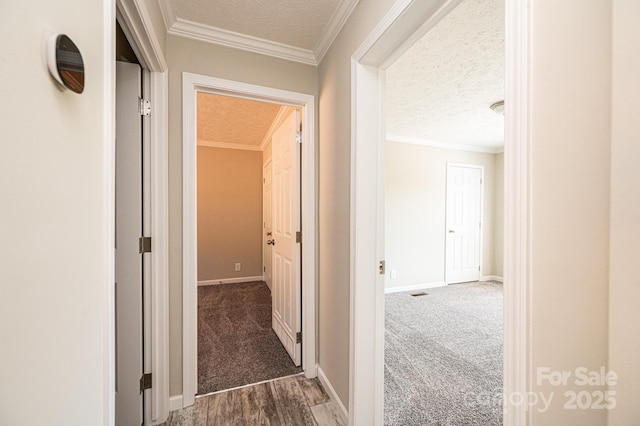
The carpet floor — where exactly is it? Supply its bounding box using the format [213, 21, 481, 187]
[198, 281, 302, 395]
[384, 281, 504, 426]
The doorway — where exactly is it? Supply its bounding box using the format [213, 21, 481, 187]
[182, 73, 317, 408]
[195, 94, 303, 395]
[350, 0, 531, 424]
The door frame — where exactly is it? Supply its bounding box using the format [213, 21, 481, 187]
[444, 162, 484, 285]
[349, 0, 531, 425]
[116, 1, 170, 424]
[181, 72, 317, 408]
[262, 158, 273, 291]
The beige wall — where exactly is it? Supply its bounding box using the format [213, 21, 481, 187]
[529, 1, 611, 424]
[0, 1, 112, 424]
[609, 0, 640, 423]
[197, 147, 263, 281]
[385, 142, 502, 289]
[167, 35, 318, 397]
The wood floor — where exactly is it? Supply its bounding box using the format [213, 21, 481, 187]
[160, 374, 346, 426]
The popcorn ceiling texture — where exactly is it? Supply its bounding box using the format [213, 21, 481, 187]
[386, 0, 505, 148]
[197, 93, 281, 146]
[172, 0, 340, 50]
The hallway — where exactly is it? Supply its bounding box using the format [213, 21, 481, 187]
[161, 375, 345, 425]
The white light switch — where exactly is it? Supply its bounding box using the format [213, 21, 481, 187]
[390, 269, 397, 279]
[235, 263, 241, 271]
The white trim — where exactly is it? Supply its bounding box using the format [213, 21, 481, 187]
[317, 367, 349, 425]
[103, 0, 116, 424]
[481, 275, 504, 283]
[260, 106, 296, 150]
[384, 282, 446, 294]
[197, 140, 262, 151]
[158, 0, 360, 66]
[314, 0, 361, 64]
[182, 73, 317, 408]
[387, 134, 503, 154]
[350, 0, 530, 424]
[116, 0, 167, 72]
[168, 18, 317, 66]
[149, 70, 170, 425]
[169, 395, 183, 412]
[197, 276, 264, 286]
[504, 0, 532, 424]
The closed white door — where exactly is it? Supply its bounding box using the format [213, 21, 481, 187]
[271, 110, 301, 366]
[115, 61, 143, 425]
[263, 159, 273, 291]
[445, 164, 483, 284]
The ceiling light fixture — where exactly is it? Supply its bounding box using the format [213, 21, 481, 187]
[490, 100, 505, 115]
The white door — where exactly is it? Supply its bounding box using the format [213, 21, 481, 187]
[271, 110, 301, 366]
[263, 160, 273, 291]
[445, 164, 483, 284]
[115, 61, 144, 425]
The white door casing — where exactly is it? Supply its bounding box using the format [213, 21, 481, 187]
[263, 159, 273, 291]
[115, 61, 144, 426]
[445, 164, 483, 284]
[271, 110, 302, 365]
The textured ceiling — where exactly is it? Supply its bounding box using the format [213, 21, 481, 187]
[386, 0, 505, 149]
[197, 93, 282, 147]
[171, 0, 341, 50]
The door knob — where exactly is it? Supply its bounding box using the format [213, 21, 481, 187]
[448, 230, 455, 233]
[267, 239, 275, 246]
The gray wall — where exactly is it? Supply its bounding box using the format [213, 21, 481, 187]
[385, 142, 502, 289]
[0, 1, 112, 424]
[167, 34, 318, 397]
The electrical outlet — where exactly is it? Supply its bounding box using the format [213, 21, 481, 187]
[390, 269, 397, 279]
[235, 263, 241, 272]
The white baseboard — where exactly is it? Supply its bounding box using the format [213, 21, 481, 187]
[384, 281, 446, 294]
[481, 275, 504, 283]
[317, 366, 348, 424]
[198, 276, 264, 286]
[169, 394, 183, 412]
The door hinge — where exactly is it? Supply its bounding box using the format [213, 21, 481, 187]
[296, 131, 302, 144]
[140, 373, 152, 393]
[296, 231, 302, 243]
[379, 260, 386, 275]
[139, 237, 152, 254]
[296, 331, 302, 344]
[264, 266, 266, 272]
[478, 266, 481, 271]
[138, 98, 151, 116]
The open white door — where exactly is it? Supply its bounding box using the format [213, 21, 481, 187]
[263, 159, 273, 291]
[115, 61, 144, 425]
[445, 164, 483, 284]
[271, 109, 301, 366]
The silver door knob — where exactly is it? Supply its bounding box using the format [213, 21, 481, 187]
[267, 239, 275, 245]
[448, 230, 455, 233]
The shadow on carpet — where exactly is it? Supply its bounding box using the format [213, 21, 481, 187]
[384, 281, 504, 425]
[198, 281, 301, 395]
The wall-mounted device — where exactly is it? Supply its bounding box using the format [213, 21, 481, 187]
[47, 34, 85, 94]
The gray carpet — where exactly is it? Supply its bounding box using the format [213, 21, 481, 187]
[384, 281, 503, 426]
[198, 281, 302, 395]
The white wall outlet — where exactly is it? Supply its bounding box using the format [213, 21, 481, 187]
[235, 263, 241, 272]
[390, 269, 397, 279]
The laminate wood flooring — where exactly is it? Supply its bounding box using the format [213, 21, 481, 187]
[161, 374, 346, 426]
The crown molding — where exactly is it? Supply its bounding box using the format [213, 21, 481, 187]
[167, 17, 317, 65]
[314, 0, 361, 64]
[198, 140, 263, 152]
[157, 0, 360, 66]
[260, 106, 296, 150]
[386, 134, 504, 154]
